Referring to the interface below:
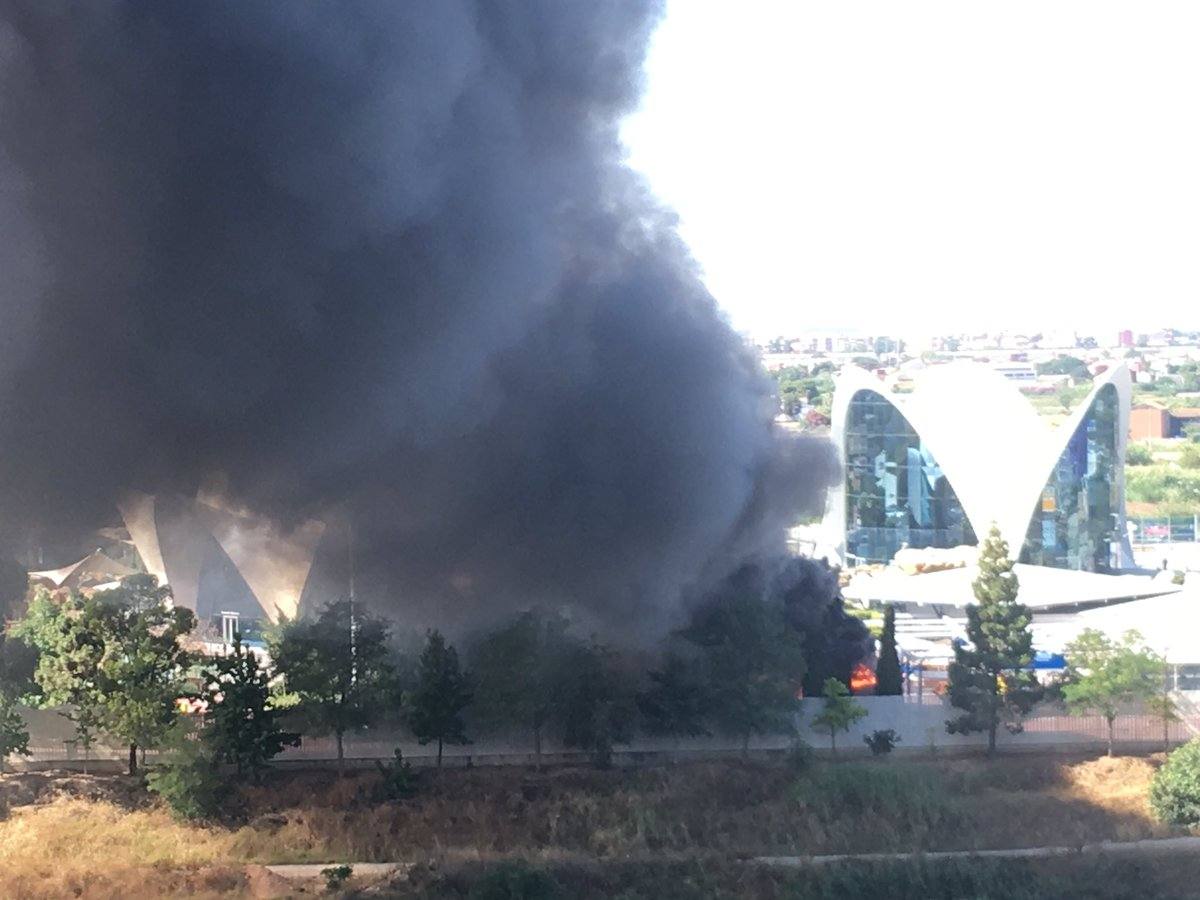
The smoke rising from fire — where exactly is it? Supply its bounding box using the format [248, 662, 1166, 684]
[0, 1, 837, 632]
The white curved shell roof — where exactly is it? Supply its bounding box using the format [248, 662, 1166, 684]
[825, 362, 1131, 565]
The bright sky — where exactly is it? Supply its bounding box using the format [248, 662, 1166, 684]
[622, 1, 1200, 340]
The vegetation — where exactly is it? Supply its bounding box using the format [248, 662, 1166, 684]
[269, 599, 394, 773]
[374, 748, 418, 800]
[1036, 355, 1091, 381]
[1062, 629, 1164, 756]
[407, 630, 472, 768]
[0, 628, 34, 771]
[0, 556, 27, 622]
[1126, 465, 1200, 515]
[200, 633, 297, 780]
[674, 590, 805, 753]
[146, 725, 230, 821]
[88, 576, 196, 774]
[554, 638, 635, 769]
[864, 728, 901, 755]
[469, 609, 573, 766]
[874, 605, 902, 696]
[0, 755, 1172, 874]
[637, 652, 710, 742]
[770, 365, 835, 417]
[1126, 443, 1153, 466]
[1150, 739, 1200, 826]
[946, 527, 1040, 753]
[14, 576, 195, 774]
[811, 677, 867, 754]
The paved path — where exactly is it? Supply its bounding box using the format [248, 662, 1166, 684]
[755, 835, 1200, 866]
[262, 836, 1200, 879]
[264, 862, 407, 880]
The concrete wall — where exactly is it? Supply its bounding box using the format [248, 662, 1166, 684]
[10, 694, 1195, 772]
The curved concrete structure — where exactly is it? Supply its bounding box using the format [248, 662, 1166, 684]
[825, 362, 1132, 570]
[117, 492, 327, 623]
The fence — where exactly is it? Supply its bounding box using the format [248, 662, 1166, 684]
[10, 693, 1200, 772]
[1130, 516, 1200, 545]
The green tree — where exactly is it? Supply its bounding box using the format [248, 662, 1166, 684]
[811, 677, 867, 754]
[946, 526, 1040, 753]
[1062, 629, 1164, 756]
[1148, 690, 1181, 754]
[0, 627, 34, 772]
[554, 638, 635, 768]
[678, 592, 806, 754]
[408, 630, 472, 768]
[1036, 355, 1091, 381]
[470, 609, 572, 767]
[637, 651, 710, 742]
[270, 599, 393, 774]
[13, 589, 109, 770]
[874, 606, 903, 696]
[91, 575, 196, 774]
[0, 556, 27, 623]
[201, 633, 296, 780]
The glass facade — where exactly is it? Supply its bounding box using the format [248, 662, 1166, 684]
[1020, 384, 1120, 572]
[844, 390, 976, 564]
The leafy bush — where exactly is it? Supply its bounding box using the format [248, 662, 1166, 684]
[467, 860, 561, 900]
[146, 730, 229, 821]
[1150, 738, 1200, 825]
[374, 748, 418, 800]
[792, 764, 958, 829]
[1126, 444, 1153, 466]
[322, 864, 353, 892]
[863, 728, 901, 756]
[1181, 444, 1200, 470]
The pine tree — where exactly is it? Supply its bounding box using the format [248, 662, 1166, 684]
[408, 630, 472, 768]
[875, 605, 903, 696]
[946, 526, 1041, 753]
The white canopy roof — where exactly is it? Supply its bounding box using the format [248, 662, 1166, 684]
[844, 562, 1179, 610]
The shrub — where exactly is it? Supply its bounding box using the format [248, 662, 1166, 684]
[146, 730, 229, 821]
[864, 728, 901, 756]
[1180, 443, 1200, 470]
[467, 860, 561, 900]
[374, 748, 418, 801]
[1150, 738, 1200, 825]
[1126, 444, 1153, 466]
[322, 864, 353, 892]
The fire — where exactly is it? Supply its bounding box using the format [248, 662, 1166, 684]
[850, 662, 877, 693]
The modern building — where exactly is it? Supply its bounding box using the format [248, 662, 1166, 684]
[824, 362, 1133, 573]
[27, 493, 343, 645]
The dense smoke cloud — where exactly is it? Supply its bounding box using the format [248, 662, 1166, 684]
[0, 1, 837, 633]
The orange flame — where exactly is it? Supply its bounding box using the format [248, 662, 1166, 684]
[850, 662, 877, 694]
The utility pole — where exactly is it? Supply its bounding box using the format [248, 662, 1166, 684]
[349, 520, 358, 686]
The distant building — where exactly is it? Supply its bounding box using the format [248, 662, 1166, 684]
[1130, 403, 1200, 440]
[1118, 329, 1134, 348]
[825, 363, 1132, 573]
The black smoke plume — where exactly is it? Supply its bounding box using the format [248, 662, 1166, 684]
[0, 2, 838, 634]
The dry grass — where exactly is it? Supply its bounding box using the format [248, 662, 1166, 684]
[0, 754, 1180, 897]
